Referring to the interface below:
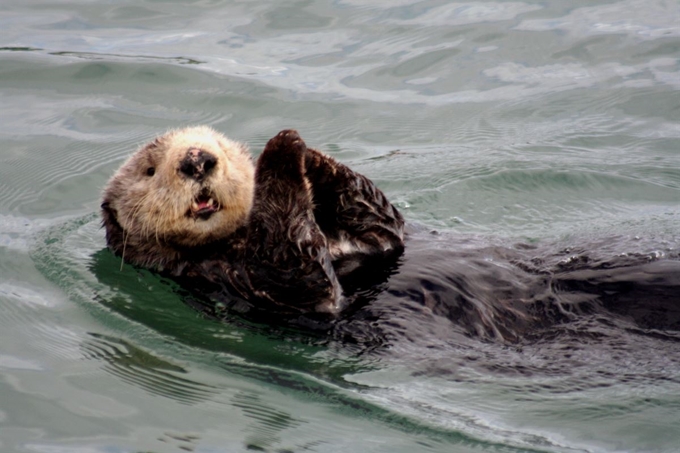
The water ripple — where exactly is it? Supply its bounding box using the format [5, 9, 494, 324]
[82, 333, 221, 405]
[517, 0, 680, 40]
[3, 0, 680, 451]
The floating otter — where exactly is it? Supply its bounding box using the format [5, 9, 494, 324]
[102, 127, 680, 342]
[101, 127, 404, 315]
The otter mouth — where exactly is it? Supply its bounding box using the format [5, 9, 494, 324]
[188, 190, 220, 220]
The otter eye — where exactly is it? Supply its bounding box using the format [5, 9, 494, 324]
[146, 167, 155, 177]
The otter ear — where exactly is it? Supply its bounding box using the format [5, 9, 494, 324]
[101, 200, 114, 214]
[101, 200, 124, 251]
[101, 201, 119, 227]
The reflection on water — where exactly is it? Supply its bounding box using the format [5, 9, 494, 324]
[2, 0, 680, 452]
[81, 333, 223, 405]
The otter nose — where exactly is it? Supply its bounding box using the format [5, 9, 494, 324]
[179, 148, 217, 181]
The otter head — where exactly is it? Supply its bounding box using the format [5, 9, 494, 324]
[101, 126, 255, 269]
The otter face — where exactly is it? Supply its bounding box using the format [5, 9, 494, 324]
[101, 126, 255, 261]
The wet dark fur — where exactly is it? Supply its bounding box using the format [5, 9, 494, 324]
[180, 228, 680, 347]
[103, 129, 680, 343]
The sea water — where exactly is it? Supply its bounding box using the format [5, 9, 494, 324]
[1, 1, 679, 452]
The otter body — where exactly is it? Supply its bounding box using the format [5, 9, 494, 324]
[102, 127, 680, 341]
[101, 127, 404, 314]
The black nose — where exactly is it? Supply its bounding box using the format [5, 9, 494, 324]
[179, 148, 217, 181]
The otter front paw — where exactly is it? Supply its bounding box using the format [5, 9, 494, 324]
[263, 129, 307, 159]
[256, 129, 311, 190]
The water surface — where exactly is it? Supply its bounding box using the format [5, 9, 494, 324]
[1, 1, 680, 452]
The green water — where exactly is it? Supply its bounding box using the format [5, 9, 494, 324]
[1, 1, 680, 452]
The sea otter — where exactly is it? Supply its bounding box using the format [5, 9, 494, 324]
[102, 126, 680, 341]
[101, 127, 405, 315]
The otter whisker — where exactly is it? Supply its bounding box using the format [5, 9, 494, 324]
[141, 193, 165, 244]
[123, 191, 152, 235]
[154, 204, 165, 246]
[127, 193, 152, 238]
[120, 191, 154, 270]
[120, 240, 126, 271]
